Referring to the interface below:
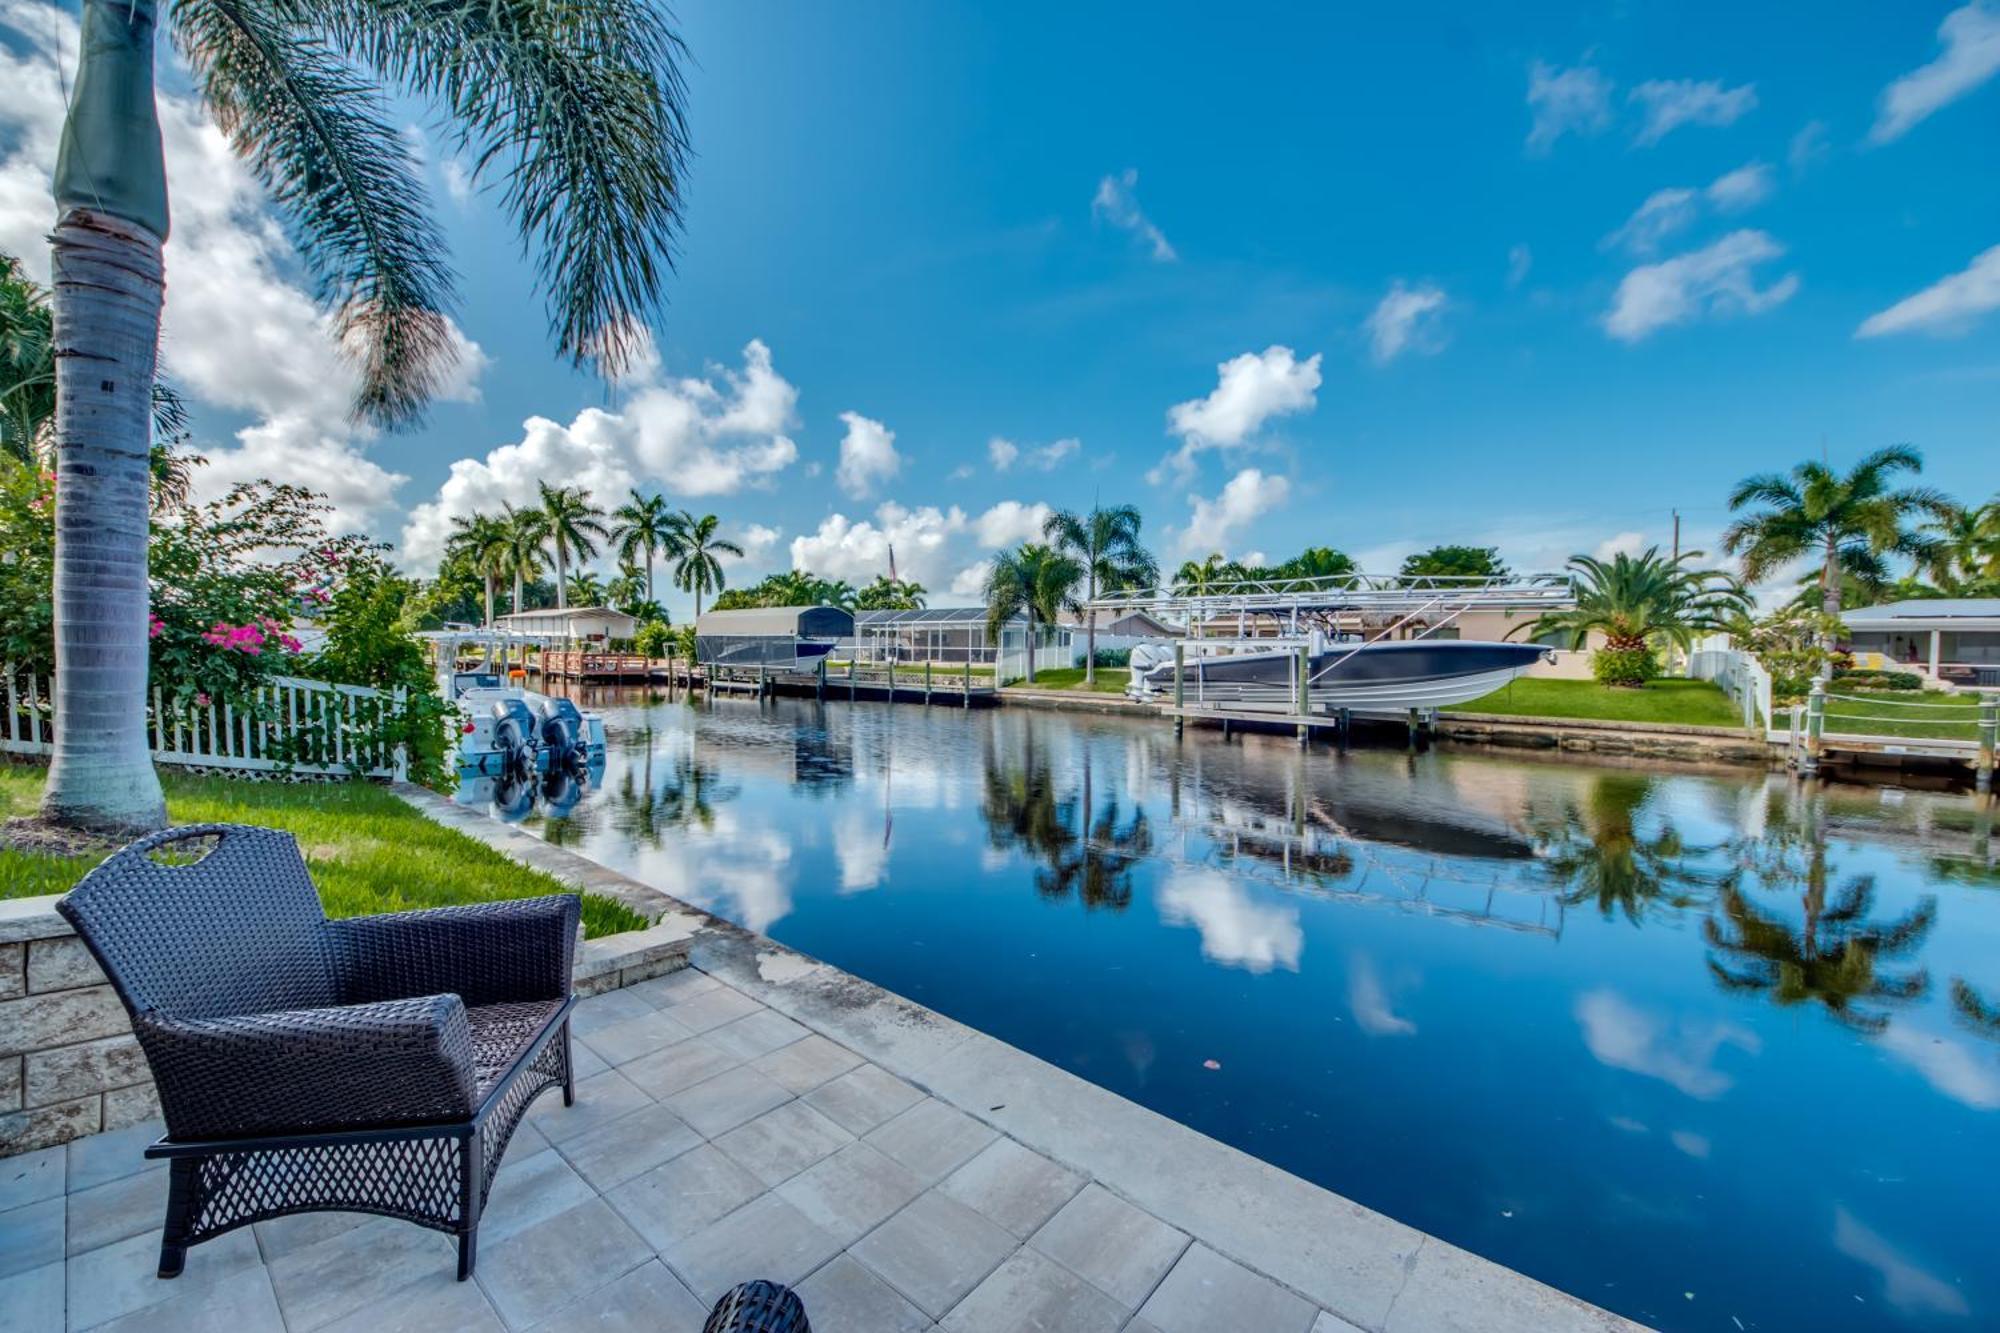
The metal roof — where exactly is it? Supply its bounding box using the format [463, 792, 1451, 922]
[696, 605, 856, 637]
[854, 607, 1024, 628]
[1845, 599, 2000, 622]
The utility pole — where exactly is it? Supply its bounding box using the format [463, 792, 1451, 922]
[1671, 509, 1681, 563]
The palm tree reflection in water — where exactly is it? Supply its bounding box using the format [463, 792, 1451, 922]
[605, 727, 741, 848]
[1531, 773, 1722, 924]
[981, 737, 1151, 911]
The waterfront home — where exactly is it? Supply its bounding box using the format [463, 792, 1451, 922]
[494, 605, 641, 644]
[1844, 599, 2000, 688]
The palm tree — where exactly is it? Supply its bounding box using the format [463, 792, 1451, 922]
[1269, 546, 1356, 582]
[564, 570, 605, 607]
[1723, 448, 1954, 667]
[611, 489, 683, 607]
[985, 543, 1083, 685]
[1523, 547, 1748, 686]
[445, 511, 511, 627]
[37, 0, 690, 830]
[498, 503, 548, 615]
[1174, 553, 1241, 595]
[536, 482, 608, 610]
[1044, 504, 1156, 685]
[1920, 497, 2000, 596]
[672, 513, 743, 619]
[855, 575, 926, 611]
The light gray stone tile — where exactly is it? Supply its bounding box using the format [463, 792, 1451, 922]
[863, 1099, 997, 1186]
[578, 1009, 696, 1067]
[1382, 1238, 1640, 1333]
[712, 1100, 854, 1188]
[802, 1064, 923, 1137]
[0, 1195, 61, 1280]
[1028, 1185, 1186, 1311]
[318, 1267, 504, 1333]
[525, 1069, 651, 1145]
[1313, 1311, 1367, 1333]
[750, 1033, 863, 1095]
[941, 1247, 1127, 1333]
[1136, 1244, 1316, 1333]
[0, 1259, 62, 1333]
[91, 1263, 285, 1333]
[658, 985, 763, 1036]
[659, 1193, 842, 1307]
[526, 1259, 706, 1333]
[65, 1165, 163, 1256]
[568, 989, 657, 1036]
[659, 1065, 791, 1138]
[267, 1216, 455, 1331]
[619, 1036, 741, 1101]
[477, 1198, 651, 1330]
[939, 1138, 1085, 1239]
[253, 1211, 372, 1265]
[63, 1120, 163, 1193]
[850, 1190, 1017, 1320]
[604, 1145, 765, 1252]
[479, 1149, 598, 1246]
[793, 1252, 933, 1333]
[68, 1225, 262, 1332]
[703, 1009, 810, 1062]
[0, 1146, 62, 1212]
[773, 1142, 925, 1248]
[626, 968, 719, 1008]
[554, 1103, 702, 1193]
[569, 1041, 609, 1081]
[507, 1116, 553, 1159]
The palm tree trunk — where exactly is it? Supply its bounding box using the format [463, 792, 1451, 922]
[555, 537, 569, 610]
[1025, 606, 1037, 685]
[40, 210, 168, 832]
[1083, 569, 1098, 686]
[1820, 538, 1841, 679]
[513, 570, 524, 615]
[483, 572, 495, 627]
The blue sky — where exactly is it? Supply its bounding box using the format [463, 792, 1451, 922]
[3, 0, 1998, 614]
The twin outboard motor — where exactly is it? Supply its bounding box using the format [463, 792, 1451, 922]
[537, 696, 588, 771]
[490, 698, 539, 775]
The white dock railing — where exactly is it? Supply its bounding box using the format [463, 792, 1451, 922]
[2, 666, 407, 779]
[1687, 647, 1777, 735]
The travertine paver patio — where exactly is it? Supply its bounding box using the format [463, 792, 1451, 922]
[0, 952, 1642, 1333]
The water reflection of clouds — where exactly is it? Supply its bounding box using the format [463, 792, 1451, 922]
[833, 806, 890, 894]
[1875, 1024, 2000, 1111]
[1574, 990, 1760, 1100]
[1156, 868, 1302, 973]
[1347, 953, 1418, 1036]
[1832, 1207, 1969, 1318]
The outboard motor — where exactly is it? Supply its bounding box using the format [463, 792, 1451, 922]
[490, 698, 539, 775]
[537, 696, 588, 771]
[539, 767, 584, 819]
[491, 772, 536, 822]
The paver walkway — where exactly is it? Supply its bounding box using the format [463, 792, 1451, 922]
[1, 947, 1642, 1333]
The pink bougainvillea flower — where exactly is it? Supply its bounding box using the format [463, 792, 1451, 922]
[147, 614, 164, 640]
[194, 692, 212, 708]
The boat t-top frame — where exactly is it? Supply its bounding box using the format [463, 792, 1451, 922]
[1089, 571, 1575, 636]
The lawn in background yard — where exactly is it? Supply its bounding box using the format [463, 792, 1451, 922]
[1005, 667, 1133, 693]
[0, 761, 646, 935]
[1818, 688, 1984, 742]
[1447, 677, 1744, 727]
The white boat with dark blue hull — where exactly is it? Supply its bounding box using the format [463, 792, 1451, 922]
[444, 669, 609, 774]
[1127, 637, 1551, 715]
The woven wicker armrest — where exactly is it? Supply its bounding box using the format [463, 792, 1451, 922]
[331, 896, 581, 1009]
[135, 993, 480, 1141]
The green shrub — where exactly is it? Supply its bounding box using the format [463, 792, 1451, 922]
[633, 619, 673, 658]
[1834, 669, 1922, 691]
[1591, 645, 1659, 687]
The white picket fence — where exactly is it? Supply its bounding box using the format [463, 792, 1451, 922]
[2, 666, 407, 779]
[1687, 646, 1778, 735]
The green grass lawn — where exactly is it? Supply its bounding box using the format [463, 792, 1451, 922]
[0, 761, 646, 936]
[1446, 676, 1745, 727]
[1817, 688, 1985, 742]
[1004, 667, 1133, 694]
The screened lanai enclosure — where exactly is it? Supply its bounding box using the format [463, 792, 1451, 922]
[849, 608, 1076, 673]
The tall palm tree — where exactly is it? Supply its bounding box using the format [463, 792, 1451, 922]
[1044, 504, 1156, 685]
[38, 0, 691, 830]
[672, 512, 742, 619]
[1523, 547, 1747, 686]
[1722, 447, 1953, 665]
[444, 511, 510, 627]
[855, 575, 926, 611]
[498, 503, 548, 614]
[537, 481, 608, 610]
[985, 543, 1083, 685]
[1920, 497, 2000, 596]
[564, 570, 605, 607]
[610, 489, 683, 607]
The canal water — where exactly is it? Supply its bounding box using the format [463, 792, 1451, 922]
[457, 693, 2000, 1332]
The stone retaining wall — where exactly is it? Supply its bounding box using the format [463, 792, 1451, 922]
[0, 891, 697, 1158]
[0, 897, 158, 1157]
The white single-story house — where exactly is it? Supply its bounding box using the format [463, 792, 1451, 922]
[492, 606, 639, 642]
[1844, 599, 2000, 688]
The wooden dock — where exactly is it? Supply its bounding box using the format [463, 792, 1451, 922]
[536, 651, 672, 682]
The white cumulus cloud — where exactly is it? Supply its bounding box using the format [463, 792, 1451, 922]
[790, 502, 966, 590]
[1177, 468, 1291, 558]
[401, 340, 799, 571]
[835, 411, 900, 499]
[972, 500, 1053, 550]
[1603, 230, 1799, 342]
[1629, 77, 1758, 146]
[1156, 869, 1301, 973]
[1364, 281, 1448, 364]
[1871, 2, 2000, 144]
[1604, 163, 1773, 256]
[1091, 168, 1176, 261]
[988, 436, 1079, 473]
[1856, 244, 2000, 338]
[1157, 346, 1321, 479]
[1525, 61, 1614, 154]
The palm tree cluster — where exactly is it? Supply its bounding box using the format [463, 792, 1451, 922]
[1044, 504, 1155, 684]
[1526, 547, 1748, 686]
[444, 487, 737, 624]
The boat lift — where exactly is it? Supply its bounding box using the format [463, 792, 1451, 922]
[1091, 571, 1575, 640]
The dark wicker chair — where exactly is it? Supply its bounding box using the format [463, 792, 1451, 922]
[57, 823, 579, 1282]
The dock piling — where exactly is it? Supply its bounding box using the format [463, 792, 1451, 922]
[1801, 681, 1826, 776]
[1173, 642, 1186, 736]
[1978, 694, 1997, 794]
[1294, 644, 1309, 745]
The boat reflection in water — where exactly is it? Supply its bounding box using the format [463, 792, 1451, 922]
[455, 756, 606, 823]
[452, 691, 2000, 1333]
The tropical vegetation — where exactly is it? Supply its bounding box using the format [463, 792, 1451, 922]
[1400, 544, 1511, 581]
[1044, 504, 1155, 685]
[1524, 547, 1749, 687]
[984, 544, 1083, 684]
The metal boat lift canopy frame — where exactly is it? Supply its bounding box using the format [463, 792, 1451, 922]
[1089, 572, 1575, 635]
